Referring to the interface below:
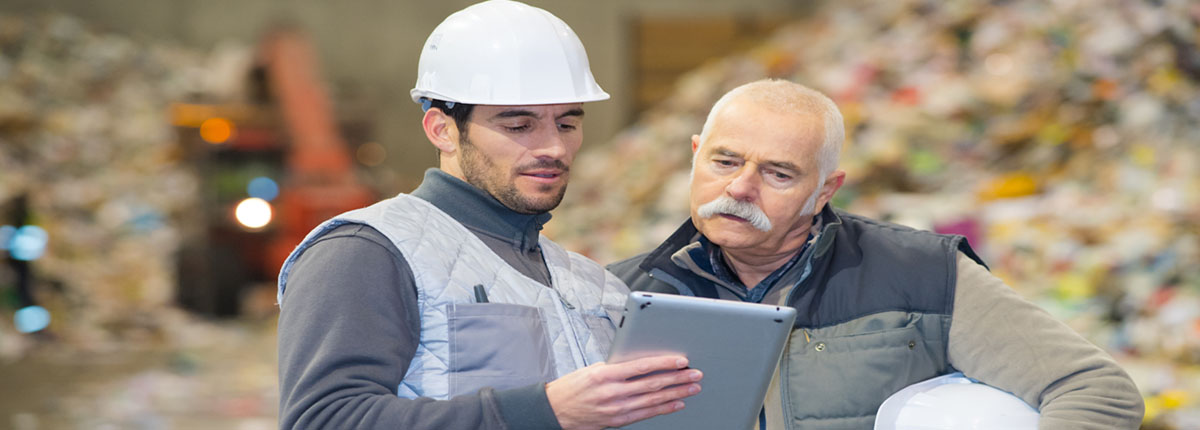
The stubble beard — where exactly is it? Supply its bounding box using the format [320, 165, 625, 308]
[459, 135, 568, 214]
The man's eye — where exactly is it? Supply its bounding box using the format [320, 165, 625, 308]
[714, 159, 736, 167]
[771, 171, 791, 180]
[504, 125, 530, 132]
[558, 123, 577, 131]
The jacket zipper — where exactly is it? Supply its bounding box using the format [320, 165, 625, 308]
[777, 260, 815, 430]
[550, 285, 589, 368]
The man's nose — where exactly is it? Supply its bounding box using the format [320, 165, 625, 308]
[531, 126, 568, 160]
[725, 165, 759, 202]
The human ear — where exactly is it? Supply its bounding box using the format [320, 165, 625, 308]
[423, 108, 458, 154]
[817, 170, 846, 209]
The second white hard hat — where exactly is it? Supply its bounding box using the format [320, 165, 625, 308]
[410, 0, 610, 106]
[874, 373, 1040, 430]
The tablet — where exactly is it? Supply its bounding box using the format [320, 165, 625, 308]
[607, 292, 798, 430]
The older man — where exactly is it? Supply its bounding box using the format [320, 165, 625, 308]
[277, 2, 701, 429]
[608, 79, 1143, 429]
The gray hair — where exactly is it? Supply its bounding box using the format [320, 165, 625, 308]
[695, 79, 844, 179]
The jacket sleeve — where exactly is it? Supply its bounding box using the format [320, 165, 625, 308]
[277, 224, 562, 430]
[947, 252, 1144, 429]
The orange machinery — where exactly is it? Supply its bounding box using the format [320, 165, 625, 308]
[173, 29, 375, 316]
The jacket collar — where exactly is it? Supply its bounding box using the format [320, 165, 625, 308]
[641, 205, 845, 277]
[411, 168, 550, 251]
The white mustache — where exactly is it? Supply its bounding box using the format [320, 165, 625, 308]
[697, 196, 772, 232]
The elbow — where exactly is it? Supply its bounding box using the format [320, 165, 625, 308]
[1039, 363, 1145, 427]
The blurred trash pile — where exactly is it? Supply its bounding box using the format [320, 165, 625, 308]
[0, 14, 283, 428]
[0, 13, 216, 356]
[548, 0, 1200, 427]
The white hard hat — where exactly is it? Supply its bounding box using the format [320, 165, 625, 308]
[874, 373, 1040, 430]
[410, 0, 610, 106]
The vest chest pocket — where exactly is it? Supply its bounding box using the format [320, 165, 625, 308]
[579, 307, 620, 358]
[447, 303, 557, 397]
[785, 312, 949, 423]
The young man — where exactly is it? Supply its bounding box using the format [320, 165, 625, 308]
[609, 79, 1143, 429]
[277, 2, 701, 429]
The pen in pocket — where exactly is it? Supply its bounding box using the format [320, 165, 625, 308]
[473, 284, 489, 303]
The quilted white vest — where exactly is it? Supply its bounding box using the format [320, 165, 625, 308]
[278, 194, 628, 399]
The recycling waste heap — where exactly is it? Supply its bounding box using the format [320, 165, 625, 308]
[547, 0, 1200, 428]
[0, 14, 209, 353]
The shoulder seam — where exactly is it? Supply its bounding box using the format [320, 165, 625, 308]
[307, 224, 405, 261]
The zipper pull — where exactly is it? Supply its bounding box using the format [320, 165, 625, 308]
[550, 288, 576, 310]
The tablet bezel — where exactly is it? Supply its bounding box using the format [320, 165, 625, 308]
[606, 292, 798, 430]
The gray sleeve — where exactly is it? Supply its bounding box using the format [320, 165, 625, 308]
[947, 253, 1144, 429]
[277, 224, 562, 430]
